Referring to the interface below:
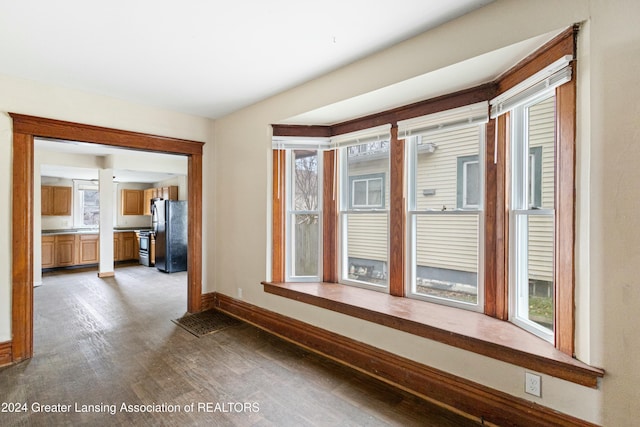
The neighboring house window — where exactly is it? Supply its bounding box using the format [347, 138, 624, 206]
[286, 149, 322, 281]
[528, 146, 542, 209]
[74, 181, 99, 227]
[403, 104, 486, 311]
[337, 127, 390, 290]
[350, 174, 384, 208]
[457, 155, 480, 209]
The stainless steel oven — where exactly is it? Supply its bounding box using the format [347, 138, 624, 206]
[139, 231, 153, 266]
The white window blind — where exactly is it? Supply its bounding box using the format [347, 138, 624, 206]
[271, 136, 331, 151]
[490, 55, 572, 118]
[329, 124, 391, 148]
[397, 101, 489, 140]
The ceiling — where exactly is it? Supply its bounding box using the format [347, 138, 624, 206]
[0, 0, 495, 119]
[36, 138, 186, 183]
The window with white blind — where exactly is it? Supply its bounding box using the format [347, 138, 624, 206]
[490, 55, 571, 343]
[335, 125, 391, 290]
[401, 102, 487, 310]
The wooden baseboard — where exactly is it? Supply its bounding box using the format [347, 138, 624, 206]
[201, 292, 216, 311]
[97, 271, 115, 278]
[211, 292, 597, 427]
[0, 341, 13, 367]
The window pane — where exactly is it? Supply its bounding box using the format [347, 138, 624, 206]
[413, 214, 478, 304]
[527, 95, 555, 209]
[292, 214, 319, 277]
[464, 161, 479, 207]
[293, 150, 318, 211]
[414, 127, 480, 211]
[368, 178, 382, 206]
[352, 180, 367, 206]
[515, 213, 554, 333]
[82, 189, 99, 226]
[344, 213, 387, 286]
[347, 142, 389, 209]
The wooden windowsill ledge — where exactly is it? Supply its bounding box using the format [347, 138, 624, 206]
[262, 281, 604, 388]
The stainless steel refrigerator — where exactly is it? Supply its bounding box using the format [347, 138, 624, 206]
[152, 200, 188, 273]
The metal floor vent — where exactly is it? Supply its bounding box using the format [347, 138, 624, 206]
[173, 310, 242, 337]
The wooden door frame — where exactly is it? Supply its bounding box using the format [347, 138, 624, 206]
[9, 113, 204, 363]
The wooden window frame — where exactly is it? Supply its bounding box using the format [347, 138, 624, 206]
[270, 27, 579, 357]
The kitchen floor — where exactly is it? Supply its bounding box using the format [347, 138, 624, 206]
[0, 265, 479, 426]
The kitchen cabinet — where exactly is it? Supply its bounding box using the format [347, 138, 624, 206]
[121, 189, 144, 215]
[159, 186, 178, 201]
[42, 231, 138, 269]
[41, 185, 72, 216]
[114, 232, 137, 261]
[143, 188, 155, 215]
[41, 236, 55, 268]
[78, 234, 99, 265]
[142, 185, 178, 215]
[55, 234, 76, 266]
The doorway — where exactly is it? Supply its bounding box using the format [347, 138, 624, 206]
[10, 113, 204, 363]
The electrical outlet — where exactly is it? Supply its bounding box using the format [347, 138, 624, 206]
[237, 288, 243, 299]
[525, 372, 541, 397]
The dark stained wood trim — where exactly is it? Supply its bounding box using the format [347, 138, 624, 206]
[496, 25, 578, 96]
[261, 281, 603, 388]
[331, 84, 497, 136]
[271, 150, 286, 282]
[388, 126, 405, 297]
[271, 124, 331, 138]
[495, 113, 510, 320]
[555, 76, 577, 356]
[11, 131, 34, 362]
[214, 292, 600, 427]
[201, 292, 216, 311]
[187, 153, 203, 313]
[9, 113, 205, 362]
[0, 341, 12, 367]
[322, 150, 338, 282]
[484, 119, 498, 316]
[10, 113, 203, 156]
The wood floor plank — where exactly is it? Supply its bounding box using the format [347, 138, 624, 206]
[0, 265, 479, 426]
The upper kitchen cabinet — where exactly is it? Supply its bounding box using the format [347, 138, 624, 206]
[121, 189, 144, 215]
[143, 185, 178, 215]
[41, 185, 72, 216]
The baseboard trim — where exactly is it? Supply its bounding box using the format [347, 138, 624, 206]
[97, 271, 115, 278]
[0, 341, 13, 367]
[211, 292, 597, 427]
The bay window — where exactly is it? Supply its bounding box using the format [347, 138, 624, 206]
[269, 26, 578, 356]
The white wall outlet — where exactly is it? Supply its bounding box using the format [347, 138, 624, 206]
[237, 288, 243, 299]
[525, 372, 541, 397]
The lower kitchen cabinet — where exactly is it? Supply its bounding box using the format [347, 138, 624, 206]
[55, 234, 76, 267]
[78, 234, 99, 265]
[42, 231, 139, 269]
[41, 236, 55, 269]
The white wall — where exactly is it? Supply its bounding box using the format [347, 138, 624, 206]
[0, 73, 212, 345]
[210, 0, 640, 424]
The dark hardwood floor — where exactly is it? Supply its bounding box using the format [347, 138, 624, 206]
[0, 265, 480, 426]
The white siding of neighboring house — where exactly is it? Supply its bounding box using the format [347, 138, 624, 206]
[342, 96, 555, 284]
[527, 95, 555, 283]
[345, 156, 389, 263]
[414, 126, 480, 274]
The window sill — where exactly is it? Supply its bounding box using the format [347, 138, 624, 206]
[261, 281, 604, 388]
